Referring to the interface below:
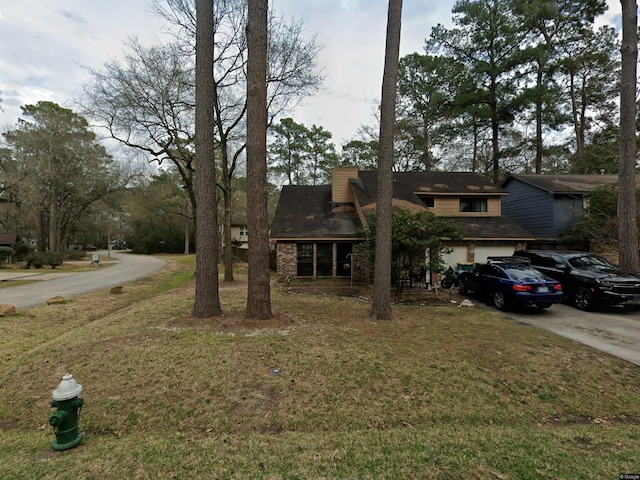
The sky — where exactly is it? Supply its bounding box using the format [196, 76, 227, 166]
[0, 0, 625, 151]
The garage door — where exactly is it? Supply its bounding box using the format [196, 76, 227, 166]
[441, 247, 468, 270]
[474, 245, 516, 264]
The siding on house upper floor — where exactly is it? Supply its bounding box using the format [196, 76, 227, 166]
[500, 174, 633, 240]
[332, 166, 358, 204]
[428, 196, 502, 217]
[230, 225, 248, 243]
[501, 180, 555, 238]
[552, 195, 587, 237]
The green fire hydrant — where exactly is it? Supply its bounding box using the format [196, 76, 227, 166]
[49, 373, 84, 451]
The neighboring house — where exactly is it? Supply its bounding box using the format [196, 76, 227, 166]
[229, 215, 249, 250]
[228, 214, 275, 250]
[500, 174, 626, 244]
[270, 167, 533, 282]
[0, 233, 20, 248]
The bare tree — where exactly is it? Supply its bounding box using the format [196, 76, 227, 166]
[618, 0, 639, 270]
[150, 0, 322, 283]
[84, 0, 321, 283]
[245, 0, 272, 319]
[371, 0, 402, 321]
[193, 0, 222, 317]
[83, 40, 196, 221]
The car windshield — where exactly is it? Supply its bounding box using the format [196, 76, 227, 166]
[568, 255, 617, 271]
[505, 266, 548, 281]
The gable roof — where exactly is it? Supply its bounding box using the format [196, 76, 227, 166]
[501, 174, 622, 194]
[0, 233, 19, 246]
[269, 185, 362, 239]
[350, 171, 509, 227]
[356, 171, 505, 205]
[270, 171, 534, 242]
[230, 215, 248, 226]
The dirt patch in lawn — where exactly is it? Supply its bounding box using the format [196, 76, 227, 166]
[167, 276, 465, 333]
[166, 310, 299, 332]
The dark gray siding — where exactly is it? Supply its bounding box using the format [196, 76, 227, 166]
[502, 179, 555, 238]
[552, 195, 585, 236]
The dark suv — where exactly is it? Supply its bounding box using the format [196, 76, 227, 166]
[514, 250, 640, 311]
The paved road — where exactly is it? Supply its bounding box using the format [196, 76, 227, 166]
[0, 251, 166, 311]
[497, 302, 640, 367]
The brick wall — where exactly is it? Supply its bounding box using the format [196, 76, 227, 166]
[276, 242, 297, 282]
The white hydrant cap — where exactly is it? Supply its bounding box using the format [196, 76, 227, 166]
[52, 373, 83, 401]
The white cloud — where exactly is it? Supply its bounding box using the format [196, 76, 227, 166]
[0, 0, 625, 148]
[0, 1, 166, 129]
[272, 0, 449, 145]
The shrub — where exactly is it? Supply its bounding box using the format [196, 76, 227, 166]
[44, 252, 64, 269]
[0, 246, 13, 264]
[25, 253, 45, 269]
[13, 242, 32, 261]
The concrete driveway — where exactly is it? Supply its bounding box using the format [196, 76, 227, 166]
[0, 251, 166, 311]
[495, 302, 640, 367]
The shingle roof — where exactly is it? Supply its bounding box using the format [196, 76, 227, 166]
[351, 171, 509, 225]
[269, 185, 362, 239]
[357, 171, 506, 209]
[444, 217, 534, 240]
[502, 174, 623, 194]
[0, 233, 19, 246]
[270, 172, 531, 242]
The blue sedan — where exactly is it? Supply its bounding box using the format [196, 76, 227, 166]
[457, 258, 563, 311]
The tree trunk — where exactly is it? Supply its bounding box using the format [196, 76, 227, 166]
[490, 77, 500, 184]
[49, 193, 59, 252]
[245, 0, 272, 320]
[37, 210, 47, 252]
[422, 115, 431, 170]
[568, 72, 587, 168]
[535, 66, 543, 174]
[472, 122, 479, 173]
[184, 214, 190, 255]
[371, 0, 402, 321]
[212, 73, 236, 283]
[193, 0, 222, 317]
[618, 0, 639, 270]
[223, 175, 235, 282]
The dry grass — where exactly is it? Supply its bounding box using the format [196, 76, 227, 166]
[0, 255, 639, 479]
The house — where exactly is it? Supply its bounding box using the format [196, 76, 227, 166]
[229, 215, 249, 250]
[0, 233, 20, 248]
[500, 174, 626, 244]
[270, 167, 533, 282]
[227, 214, 276, 264]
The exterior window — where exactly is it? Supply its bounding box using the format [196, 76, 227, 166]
[297, 243, 314, 276]
[459, 197, 488, 212]
[295, 242, 354, 278]
[420, 196, 435, 208]
[316, 243, 333, 276]
[239, 226, 248, 236]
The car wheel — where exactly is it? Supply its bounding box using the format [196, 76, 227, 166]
[458, 278, 470, 295]
[623, 304, 640, 312]
[441, 276, 453, 289]
[493, 291, 507, 311]
[535, 302, 552, 309]
[573, 288, 594, 311]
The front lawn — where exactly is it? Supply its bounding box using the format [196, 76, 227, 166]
[0, 256, 638, 479]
